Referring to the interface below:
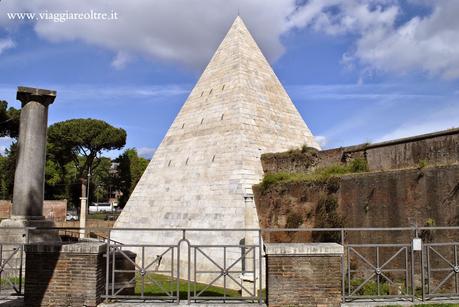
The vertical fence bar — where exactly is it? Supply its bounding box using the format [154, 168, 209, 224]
[252, 245, 256, 299]
[347, 246, 351, 298]
[455, 245, 458, 294]
[0, 244, 2, 293]
[421, 246, 430, 302]
[194, 247, 197, 300]
[223, 246, 227, 301]
[141, 246, 145, 298]
[258, 229, 263, 305]
[111, 244, 116, 296]
[19, 245, 23, 294]
[376, 246, 380, 296]
[177, 237, 181, 304]
[187, 238, 191, 305]
[411, 241, 415, 302]
[171, 247, 175, 300]
[405, 247, 409, 295]
[105, 229, 110, 301]
[341, 229, 345, 304]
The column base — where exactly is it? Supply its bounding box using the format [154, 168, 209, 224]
[0, 216, 61, 244]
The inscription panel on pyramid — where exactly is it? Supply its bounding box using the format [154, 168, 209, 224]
[112, 17, 319, 286]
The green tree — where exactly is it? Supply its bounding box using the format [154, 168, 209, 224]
[48, 119, 126, 179]
[0, 100, 20, 138]
[0, 143, 17, 199]
[46, 119, 126, 207]
[91, 157, 113, 203]
[0, 100, 20, 199]
[114, 149, 149, 207]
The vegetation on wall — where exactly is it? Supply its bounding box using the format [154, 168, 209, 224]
[258, 158, 369, 193]
[312, 194, 345, 243]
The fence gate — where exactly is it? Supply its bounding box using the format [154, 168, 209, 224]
[103, 229, 263, 304]
[424, 242, 459, 300]
[344, 243, 414, 302]
[0, 243, 24, 297]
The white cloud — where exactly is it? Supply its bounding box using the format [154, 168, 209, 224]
[350, 1, 459, 79]
[0, 38, 14, 55]
[137, 147, 155, 159]
[0, 0, 296, 69]
[287, 0, 459, 79]
[111, 51, 132, 70]
[314, 135, 327, 147]
[1, 1, 459, 79]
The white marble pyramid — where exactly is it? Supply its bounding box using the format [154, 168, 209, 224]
[112, 16, 319, 286]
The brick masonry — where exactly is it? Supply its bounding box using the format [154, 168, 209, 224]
[265, 243, 343, 307]
[0, 199, 67, 221]
[261, 128, 459, 174]
[24, 242, 106, 307]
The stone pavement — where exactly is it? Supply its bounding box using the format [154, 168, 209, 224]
[99, 302, 265, 307]
[0, 296, 23, 307]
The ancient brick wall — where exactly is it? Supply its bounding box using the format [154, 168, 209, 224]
[261, 128, 459, 174]
[0, 199, 67, 221]
[0, 200, 11, 219]
[24, 243, 106, 307]
[255, 165, 459, 239]
[43, 200, 67, 222]
[265, 243, 342, 307]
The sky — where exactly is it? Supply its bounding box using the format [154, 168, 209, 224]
[0, 0, 458, 159]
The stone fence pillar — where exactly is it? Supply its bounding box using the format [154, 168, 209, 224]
[265, 243, 344, 307]
[25, 242, 106, 307]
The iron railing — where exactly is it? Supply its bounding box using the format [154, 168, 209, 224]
[2, 226, 459, 304]
[102, 228, 264, 304]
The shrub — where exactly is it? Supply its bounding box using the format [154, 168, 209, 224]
[313, 195, 345, 243]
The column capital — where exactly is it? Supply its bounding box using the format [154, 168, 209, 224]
[16, 86, 56, 107]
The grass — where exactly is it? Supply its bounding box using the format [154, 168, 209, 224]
[349, 278, 390, 296]
[87, 212, 119, 221]
[261, 145, 319, 159]
[259, 158, 369, 192]
[0, 276, 21, 287]
[134, 273, 263, 300]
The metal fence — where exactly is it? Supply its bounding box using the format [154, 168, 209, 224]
[2, 226, 459, 304]
[103, 228, 264, 304]
[0, 243, 24, 297]
[263, 226, 459, 303]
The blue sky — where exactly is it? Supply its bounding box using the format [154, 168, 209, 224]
[0, 0, 458, 158]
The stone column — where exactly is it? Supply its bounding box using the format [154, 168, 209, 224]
[12, 87, 55, 218]
[80, 180, 88, 238]
[0, 86, 59, 242]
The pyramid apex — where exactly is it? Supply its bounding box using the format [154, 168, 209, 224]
[230, 15, 248, 29]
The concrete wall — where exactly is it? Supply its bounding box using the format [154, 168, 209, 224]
[0, 200, 67, 221]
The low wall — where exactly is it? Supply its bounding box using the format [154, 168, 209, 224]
[265, 243, 343, 307]
[261, 128, 459, 173]
[0, 200, 67, 221]
[25, 242, 106, 307]
[0, 200, 11, 219]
